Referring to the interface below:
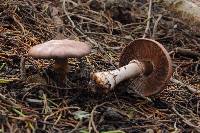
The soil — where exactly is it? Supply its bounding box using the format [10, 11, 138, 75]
[0, 0, 200, 132]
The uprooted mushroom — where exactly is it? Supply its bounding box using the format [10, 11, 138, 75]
[91, 38, 173, 96]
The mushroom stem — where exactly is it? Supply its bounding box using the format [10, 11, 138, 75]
[54, 58, 68, 86]
[92, 60, 152, 92]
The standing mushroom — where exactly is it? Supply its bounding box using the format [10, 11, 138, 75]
[28, 39, 91, 86]
[91, 38, 172, 96]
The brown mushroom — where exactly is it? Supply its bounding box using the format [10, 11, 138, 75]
[91, 38, 172, 96]
[28, 39, 91, 86]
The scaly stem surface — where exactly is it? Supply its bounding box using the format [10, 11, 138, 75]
[92, 60, 145, 92]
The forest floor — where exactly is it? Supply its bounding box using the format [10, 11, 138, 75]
[192, 0, 200, 6]
[0, 0, 200, 132]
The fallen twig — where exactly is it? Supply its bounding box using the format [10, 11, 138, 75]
[152, 14, 162, 39]
[88, 102, 110, 133]
[0, 93, 19, 108]
[170, 78, 200, 94]
[143, 0, 153, 38]
[175, 48, 200, 58]
[68, 120, 82, 133]
[172, 106, 200, 132]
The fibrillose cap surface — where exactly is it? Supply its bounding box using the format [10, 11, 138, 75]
[28, 39, 91, 59]
[119, 38, 173, 96]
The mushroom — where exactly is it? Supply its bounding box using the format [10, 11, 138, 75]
[91, 38, 173, 96]
[28, 39, 91, 86]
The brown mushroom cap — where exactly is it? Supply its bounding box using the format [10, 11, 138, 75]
[119, 38, 172, 96]
[28, 39, 91, 59]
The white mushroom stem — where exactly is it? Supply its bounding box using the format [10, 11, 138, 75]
[92, 60, 146, 91]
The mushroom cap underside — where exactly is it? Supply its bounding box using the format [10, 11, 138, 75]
[28, 39, 91, 59]
[119, 38, 173, 96]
